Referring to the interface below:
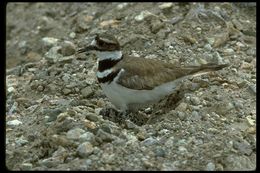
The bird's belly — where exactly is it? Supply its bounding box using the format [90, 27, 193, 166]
[100, 79, 183, 111]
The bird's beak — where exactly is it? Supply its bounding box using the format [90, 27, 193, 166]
[76, 45, 97, 54]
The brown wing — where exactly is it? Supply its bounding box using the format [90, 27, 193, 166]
[114, 56, 229, 90]
[114, 56, 194, 90]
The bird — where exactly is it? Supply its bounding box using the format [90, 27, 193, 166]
[77, 33, 228, 114]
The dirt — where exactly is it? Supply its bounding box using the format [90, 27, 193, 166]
[6, 2, 256, 171]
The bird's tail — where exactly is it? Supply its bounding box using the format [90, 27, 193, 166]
[188, 63, 229, 77]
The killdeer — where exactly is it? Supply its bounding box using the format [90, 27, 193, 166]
[77, 33, 228, 113]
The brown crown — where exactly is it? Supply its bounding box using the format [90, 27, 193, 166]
[95, 33, 120, 51]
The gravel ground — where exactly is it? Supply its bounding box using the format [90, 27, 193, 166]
[6, 2, 256, 171]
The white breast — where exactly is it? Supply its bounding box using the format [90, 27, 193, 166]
[100, 69, 188, 111]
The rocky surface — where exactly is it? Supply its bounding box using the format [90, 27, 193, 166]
[6, 2, 256, 171]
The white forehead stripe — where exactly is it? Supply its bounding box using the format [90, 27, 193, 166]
[96, 69, 113, 78]
[96, 51, 122, 61]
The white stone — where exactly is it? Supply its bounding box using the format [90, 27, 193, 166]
[159, 3, 173, 9]
[7, 119, 22, 126]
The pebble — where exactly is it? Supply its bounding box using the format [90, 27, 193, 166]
[77, 142, 94, 158]
[81, 86, 94, 98]
[206, 37, 215, 45]
[125, 119, 137, 129]
[69, 32, 76, 39]
[177, 111, 186, 121]
[116, 3, 128, 10]
[62, 88, 72, 95]
[247, 85, 256, 94]
[134, 10, 154, 22]
[223, 48, 235, 55]
[154, 147, 166, 157]
[233, 140, 252, 155]
[66, 128, 85, 140]
[41, 37, 59, 49]
[44, 46, 63, 63]
[178, 146, 188, 153]
[79, 132, 95, 142]
[142, 137, 158, 146]
[85, 113, 99, 122]
[240, 61, 253, 70]
[191, 111, 201, 121]
[20, 163, 33, 170]
[61, 41, 76, 56]
[15, 137, 29, 146]
[206, 162, 216, 171]
[204, 44, 212, 51]
[7, 86, 15, 93]
[236, 42, 245, 48]
[96, 129, 114, 142]
[7, 119, 22, 127]
[39, 157, 60, 168]
[159, 3, 173, 9]
[75, 15, 93, 33]
[44, 108, 63, 122]
[175, 102, 187, 112]
[99, 19, 120, 28]
[190, 96, 200, 105]
[246, 116, 255, 126]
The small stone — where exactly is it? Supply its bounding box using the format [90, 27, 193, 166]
[204, 44, 212, 51]
[15, 137, 28, 146]
[69, 32, 76, 39]
[61, 41, 76, 56]
[142, 137, 158, 146]
[83, 119, 97, 129]
[233, 101, 244, 109]
[207, 37, 215, 45]
[44, 46, 63, 63]
[246, 116, 255, 126]
[190, 96, 200, 105]
[144, 107, 152, 114]
[77, 142, 94, 158]
[81, 86, 94, 98]
[37, 85, 44, 92]
[246, 127, 256, 134]
[85, 113, 99, 122]
[159, 3, 173, 9]
[191, 111, 201, 121]
[223, 48, 234, 55]
[154, 147, 166, 157]
[66, 128, 85, 140]
[206, 162, 216, 171]
[135, 10, 154, 22]
[175, 102, 187, 112]
[62, 88, 72, 95]
[41, 37, 59, 50]
[117, 3, 128, 10]
[79, 132, 95, 142]
[7, 87, 15, 93]
[178, 146, 187, 153]
[20, 163, 33, 170]
[233, 140, 252, 155]
[236, 42, 245, 47]
[240, 61, 253, 70]
[99, 19, 120, 28]
[7, 119, 22, 126]
[44, 108, 63, 122]
[75, 15, 93, 33]
[125, 120, 137, 129]
[96, 129, 114, 142]
[39, 157, 60, 168]
[177, 111, 186, 120]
